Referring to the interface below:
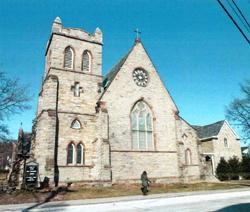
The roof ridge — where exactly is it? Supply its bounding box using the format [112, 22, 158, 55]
[192, 120, 225, 127]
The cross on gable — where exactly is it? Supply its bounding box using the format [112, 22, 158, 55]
[71, 82, 83, 97]
[134, 28, 141, 38]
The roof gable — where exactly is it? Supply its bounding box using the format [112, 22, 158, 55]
[192, 120, 225, 139]
[99, 39, 179, 113]
[103, 50, 132, 89]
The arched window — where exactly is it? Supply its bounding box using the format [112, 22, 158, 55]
[186, 149, 191, 165]
[71, 119, 81, 129]
[64, 46, 73, 69]
[131, 101, 153, 150]
[77, 143, 84, 164]
[67, 143, 74, 164]
[82, 51, 91, 72]
[224, 137, 229, 148]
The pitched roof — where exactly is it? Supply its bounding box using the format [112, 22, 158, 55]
[103, 50, 131, 89]
[22, 132, 32, 156]
[192, 120, 225, 139]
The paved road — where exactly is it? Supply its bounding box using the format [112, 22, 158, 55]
[1, 188, 250, 212]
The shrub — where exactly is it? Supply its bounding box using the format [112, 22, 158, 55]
[240, 156, 250, 179]
[228, 156, 240, 180]
[216, 158, 231, 181]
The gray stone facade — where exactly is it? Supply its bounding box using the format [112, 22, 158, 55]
[21, 18, 242, 187]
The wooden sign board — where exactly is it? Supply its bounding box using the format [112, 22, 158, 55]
[25, 161, 39, 186]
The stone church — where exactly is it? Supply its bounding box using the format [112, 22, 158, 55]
[14, 17, 242, 187]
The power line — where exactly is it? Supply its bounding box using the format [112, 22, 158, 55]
[232, 0, 250, 29]
[226, 0, 250, 33]
[217, 0, 250, 44]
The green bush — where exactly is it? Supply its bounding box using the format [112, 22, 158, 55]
[12, 183, 37, 196]
[216, 158, 231, 181]
[240, 156, 250, 179]
[228, 156, 240, 180]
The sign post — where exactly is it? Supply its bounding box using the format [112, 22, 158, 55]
[25, 161, 39, 187]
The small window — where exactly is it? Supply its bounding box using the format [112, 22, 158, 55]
[224, 137, 229, 148]
[82, 51, 91, 72]
[64, 47, 73, 69]
[77, 143, 83, 164]
[186, 149, 191, 165]
[72, 120, 81, 129]
[182, 134, 187, 141]
[67, 143, 74, 164]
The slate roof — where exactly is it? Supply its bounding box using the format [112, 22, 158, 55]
[192, 120, 225, 140]
[102, 50, 131, 89]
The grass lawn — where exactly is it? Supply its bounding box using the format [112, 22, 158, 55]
[64, 182, 248, 201]
[0, 181, 249, 205]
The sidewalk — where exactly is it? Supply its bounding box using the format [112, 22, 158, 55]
[0, 187, 250, 212]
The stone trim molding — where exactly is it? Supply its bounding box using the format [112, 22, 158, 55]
[111, 150, 177, 153]
[45, 66, 103, 80]
[58, 165, 93, 168]
[57, 111, 96, 117]
[36, 110, 96, 120]
[182, 164, 199, 167]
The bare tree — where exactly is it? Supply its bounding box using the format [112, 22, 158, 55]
[0, 72, 33, 142]
[0, 140, 13, 170]
[225, 80, 250, 143]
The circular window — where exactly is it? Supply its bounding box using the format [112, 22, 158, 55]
[132, 69, 148, 86]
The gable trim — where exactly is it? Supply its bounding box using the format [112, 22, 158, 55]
[99, 46, 135, 101]
[139, 42, 179, 113]
[218, 120, 241, 140]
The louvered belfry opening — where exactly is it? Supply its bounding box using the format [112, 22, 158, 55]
[82, 51, 90, 71]
[64, 46, 73, 69]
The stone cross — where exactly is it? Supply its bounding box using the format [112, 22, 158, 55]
[71, 82, 83, 97]
[134, 28, 141, 38]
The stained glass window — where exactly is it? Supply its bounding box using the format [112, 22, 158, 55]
[131, 101, 154, 150]
[77, 144, 82, 164]
[72, 120, 81, 129]
[68, 143, 74, 164]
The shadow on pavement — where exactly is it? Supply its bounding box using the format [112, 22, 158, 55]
[22, 187, 73, 212]
[214, 203, 250, 212]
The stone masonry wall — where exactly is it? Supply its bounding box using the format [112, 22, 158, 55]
[102, 42, 181, 183]
[175, 118, 201, 182]
[33, 75, 58, 185]
[33, 19, 108, 186]
[213, 122, 242, 168]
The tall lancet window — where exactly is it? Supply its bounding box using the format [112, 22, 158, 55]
[77, 143, 84, 165]
[67, 143, 74, 164]
[64, 46, 73, 69]
[132, 101, 153, 150]
[82, 51, 91, 72]
[186, 149, 191, 165]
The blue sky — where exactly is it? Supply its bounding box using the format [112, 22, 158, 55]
[1, 0, 250, 146]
